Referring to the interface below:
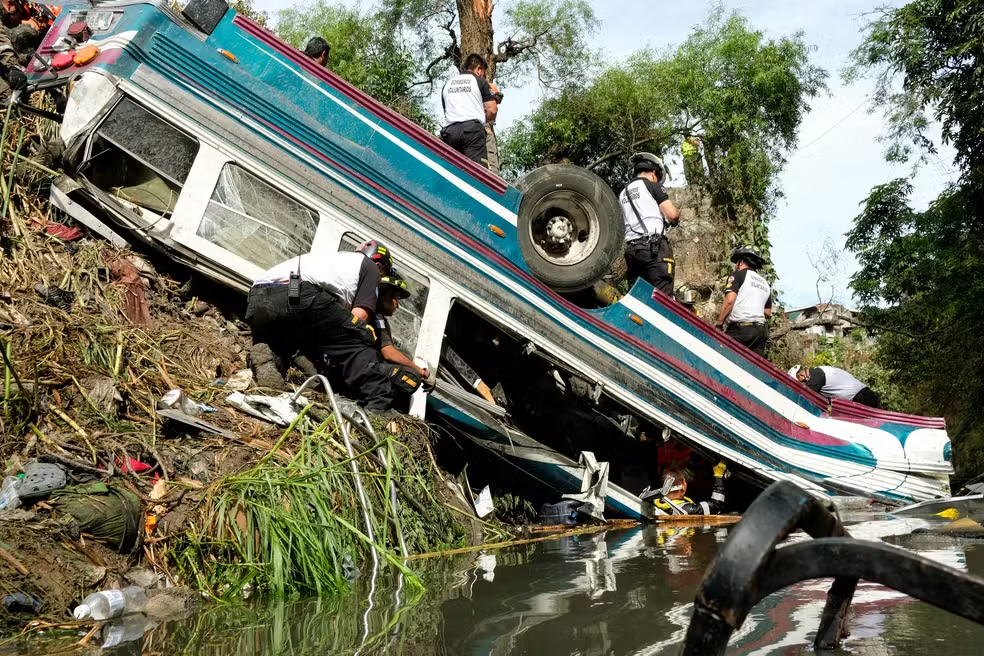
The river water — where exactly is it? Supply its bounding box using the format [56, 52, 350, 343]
[85, 514, 984, 655]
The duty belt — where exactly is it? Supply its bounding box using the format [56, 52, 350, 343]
[734, 321, 765, 327]
[627, 233, 665, 246]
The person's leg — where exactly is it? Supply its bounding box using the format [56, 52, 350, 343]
[852, 387, 881, 408]
[642, 239, 674, 296]
[302, 291, 395, 411]
[485, 125, 500, 174]
[748, 324, 769, 358]
[459, 120, 489, 166]
[725, 324, 753, 351]
[245, 286, 291, 389]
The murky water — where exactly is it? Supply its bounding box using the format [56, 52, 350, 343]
[82, 515, 984, 654]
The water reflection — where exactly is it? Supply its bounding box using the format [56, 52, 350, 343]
[88, 518, 984, 655]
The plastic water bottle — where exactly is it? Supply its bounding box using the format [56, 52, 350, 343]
[73, 586, 147, 621]
[0, 476, 22, 510]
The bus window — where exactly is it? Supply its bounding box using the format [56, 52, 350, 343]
[197, 163, 319, 269]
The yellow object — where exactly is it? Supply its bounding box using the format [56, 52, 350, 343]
[218, 49, 238, 63]
[681, 139, 698, 158]
[74, 45, 99, 66]
[936, 508, 960, 520]
[713, 461, 727, 478]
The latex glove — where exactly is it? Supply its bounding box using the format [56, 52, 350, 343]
[713, 461, 728, 478]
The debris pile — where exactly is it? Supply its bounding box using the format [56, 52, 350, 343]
[0, 109, 474, 641]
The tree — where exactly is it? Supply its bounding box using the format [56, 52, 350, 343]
[502, 7, 826, 265]
[376, 0, 598, 86]
[276, 1, 432, 128]
[846, 0, 984, 478]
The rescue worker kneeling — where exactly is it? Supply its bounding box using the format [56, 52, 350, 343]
[371, 271, 431, 411]
[651, 461, 728, 515]
[245, 241, 398, 414]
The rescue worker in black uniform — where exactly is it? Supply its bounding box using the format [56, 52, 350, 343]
[651, 461, 728, 515]
[371, 271, 429, 411]
[619, 152, 681, 296]
[716, 245, 773, 358]
[245, 241, 397, 414]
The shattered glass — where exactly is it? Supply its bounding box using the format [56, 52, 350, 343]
[197, 164, 319, 270]
[96, 99, 198, 185]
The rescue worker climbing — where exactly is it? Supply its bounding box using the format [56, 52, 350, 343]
[789, 365, 881, 408]
[440, 53, 497, 167]
[245, 241, 399, 415]
[650, 461, 728, 515]
[716, 245, 773, 358]
[371, 271, 430, 410]
[619, 152, 680, 296]
[484, 80, 504, 175]
[675, 283, 700, 317]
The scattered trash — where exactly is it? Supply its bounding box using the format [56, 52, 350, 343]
[540, 500, 586, 526]
[33, 283, 75, 311]
[473, 485, 494, 518]
[85, 376, 124, 414]
[109, 258, 152, 326]
[156, 408, 236, 438]
[341, 554, 359, 584]
[225, 391, 309, 427]
[117, 457, 153, 474]
[73, 585, 147, 621]
[124, 567, 159, 589]
[0, 475, 24, 510]
[224, 369, 253, 392]
[2, 591, 44, 614]
[51, 482, 143, 554]
[44, 221, 84, 241]
[17, 461, 67, 503]
[158, 389, 205, 417]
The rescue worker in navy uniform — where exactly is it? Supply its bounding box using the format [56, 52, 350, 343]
[440, 53, 498, 167]
[245, 241, 398, 415]
[788, 365, 881, 408]
[716, 245, 772, 357]
[371, 271, 429, 411]
[619, 152, 681, 296]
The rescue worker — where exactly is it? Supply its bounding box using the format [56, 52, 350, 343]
[675, 283, 700, 317]
[303, 36, 330, 68]
[788, 365, 881, 408]
[440, 53, 497, 166]
[0, 0, 57, 97]
[484, 80, 503, 175]
[372, 271, 429, 410]
[653, 461, 728, 515]
[619, 152, 680, 296]
[716, 245, 772, 357]
[245, 241, 397, 414]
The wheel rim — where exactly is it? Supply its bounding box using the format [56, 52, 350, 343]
[526, 189, 601, 267]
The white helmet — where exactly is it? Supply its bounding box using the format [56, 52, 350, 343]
[787, 365, 803, 379]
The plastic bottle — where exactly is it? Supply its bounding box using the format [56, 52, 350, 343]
[0, 476, 22, 510]
[73, 586, 147, 621]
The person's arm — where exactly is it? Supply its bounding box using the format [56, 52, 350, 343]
[644, 179, 680, 223]
[477, 76, 498, 123]
[381, 345, 427, 376]
[351, 258, 380, 321]
[805, 368, 826, 394]
[716, 270, 745, 327]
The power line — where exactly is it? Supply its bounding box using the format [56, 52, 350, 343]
[795, 97, 869, 154]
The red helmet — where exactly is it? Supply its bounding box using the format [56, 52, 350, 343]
[357, 240, 392, 272]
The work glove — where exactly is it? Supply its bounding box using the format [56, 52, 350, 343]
[350, 315, 376, 346]
[7, 68, 27, 91]
[713, 461, 728, 478]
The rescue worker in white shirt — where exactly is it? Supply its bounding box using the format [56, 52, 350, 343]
[245, 241, 397, 414]
[788, 365, 881, 408]
[716, 245, 772, 358]
[619, 152, 681, 295]
[372, 271, 429, 410]
[440, 53, 498, 167]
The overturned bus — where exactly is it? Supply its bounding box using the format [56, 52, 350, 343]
[24, 0, 953, 518]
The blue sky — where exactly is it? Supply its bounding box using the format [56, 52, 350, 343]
[254, 0, 956, 308]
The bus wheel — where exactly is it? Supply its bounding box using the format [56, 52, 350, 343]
[515, 164, 623, 293]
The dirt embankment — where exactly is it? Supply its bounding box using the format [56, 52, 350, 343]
[0, 111, 476, 638]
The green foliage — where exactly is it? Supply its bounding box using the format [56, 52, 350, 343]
[275, 1, 435, 129]
[846, 180, 984, 475]
[501, 5, 826, 268]
[232, 0, 270, 26]
[846, 0, 984, 177]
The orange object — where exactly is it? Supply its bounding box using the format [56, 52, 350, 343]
[74, 45, 99, 66]
[51, 51, 75, 71]
[144, 513, 157, 536]
[488, 224, 505, 237]
[629, 314, 644, 325]
[217, 49, 238, 63]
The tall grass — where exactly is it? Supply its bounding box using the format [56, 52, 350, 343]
[172, 415, 467, 597]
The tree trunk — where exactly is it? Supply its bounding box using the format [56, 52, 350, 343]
[456, 0, 496, 79]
